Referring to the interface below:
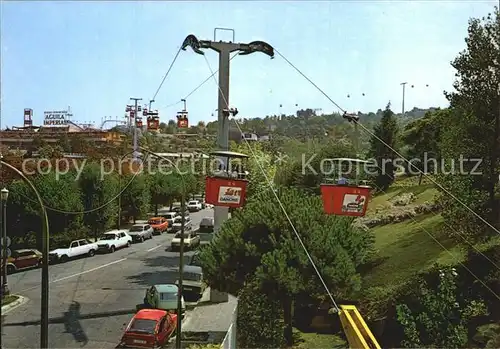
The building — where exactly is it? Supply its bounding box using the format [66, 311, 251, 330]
[0, 108, 125, 150]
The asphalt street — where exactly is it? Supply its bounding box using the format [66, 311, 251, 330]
[1, 208, 213, 349]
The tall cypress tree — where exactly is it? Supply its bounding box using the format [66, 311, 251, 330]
[369, 102, 399, 191]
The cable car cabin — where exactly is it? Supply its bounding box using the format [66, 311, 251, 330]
[176, 111, 189, 128]
[205, 150, 249, 208]
[320, 158, 372, 217]
[126, 105, 132, 112]
[143, 108, 148, 116]
[147, 116, 160, 131]
[136, 118, 143, 128]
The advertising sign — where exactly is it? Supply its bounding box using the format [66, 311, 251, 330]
[43, 110, 72, 127]
[218, 186, 242, 205]
[341, 194, 366, 213]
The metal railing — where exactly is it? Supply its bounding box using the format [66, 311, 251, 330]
[220, 303, 238, 349]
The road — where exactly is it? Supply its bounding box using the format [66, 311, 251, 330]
[1, 208, 213, 348]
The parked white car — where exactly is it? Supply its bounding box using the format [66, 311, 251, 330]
[49, 239, 98, 263]
[187, 200, 203, 212]
[128, 224, 154, 242]
[96, 230, 132, 253]
[171, 216, 192, 232]
[171, 231, 200, 251]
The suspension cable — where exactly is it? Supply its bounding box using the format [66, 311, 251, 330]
[160, 53, 239, 109]
[273, 48, 500, 239]
[151, 47, 183, 102]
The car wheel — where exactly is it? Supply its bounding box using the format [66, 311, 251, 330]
[127, 241, 131, 247]
[60, 255, 69, 263]
[109, 245, 115, 253]
[6, 265, 15, 274]
[88, 249, 95, 257]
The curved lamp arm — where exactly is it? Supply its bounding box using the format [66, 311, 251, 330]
[0, 159, 50, 349]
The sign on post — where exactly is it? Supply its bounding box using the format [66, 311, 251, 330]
[0, 236, 11, 247]
[1, 248, 11, 258]
[43, 110, 73, 127]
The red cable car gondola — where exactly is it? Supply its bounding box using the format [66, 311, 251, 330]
[147, 110, 160, 131]
[205, 151, 249, 208]
[136, 117, 143, 128]
[176, 111, 189, 128]
[320, 158, 371, 217]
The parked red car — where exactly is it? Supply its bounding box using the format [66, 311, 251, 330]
[119, 309, 177, 348]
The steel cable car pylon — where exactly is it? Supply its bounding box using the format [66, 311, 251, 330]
[176, 99, 189, 129]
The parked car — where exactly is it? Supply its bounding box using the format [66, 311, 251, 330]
[172, 207, 190, 216]
[97, 230, 132, 253]
[148, 217, 169, 235]
[119, 309, 177, 348]
[171, 216, 192, 233]
[144, 284, 185, 317]
[4, 249, 42, 274]
[171, 230, 200, 251]
[49, 239, 98, 263]
[199, 217, 214, 234]
[128, 224, 154, 243]
[188, 251, 201, 267]
[175, 265, 205, 298]
[187, 200, 202, 212]
[159, 212, 178, 232]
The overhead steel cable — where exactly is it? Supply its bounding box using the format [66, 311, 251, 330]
[17, 150, 150, 214]
[272, 47, 500, 301]
[202, 54, 341, 312]
[160, 53, 239, 110]
[273, 48, 500, 240]
[151, 47, 183, 102]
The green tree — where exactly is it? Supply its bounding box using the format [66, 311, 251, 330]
[121, 173, 151, 223]
[396, 267, 487, 348]
[401, 109, 448, 184]
[78, 162, 119, 240]
[368, 103, 399, 191]
[34, 170, 85, 246]
[438, 8, 500, 239]
[197, 187, 374, 346]
[237, 277, 285, 348]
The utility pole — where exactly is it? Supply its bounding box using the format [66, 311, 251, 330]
[181, 29, 274, 233]
[130, 97, 142, 159]
[400, 82, 407, 116]
[175, 186, 186, 349]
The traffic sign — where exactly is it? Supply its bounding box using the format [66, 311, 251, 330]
[0, 237, 11, 247]
[1, 248, 11, 258]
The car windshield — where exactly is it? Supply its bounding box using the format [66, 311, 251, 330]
[100, 234, 116, 240]
[184, 272, 202, 281]
[129, 319, 157, 334]
[160, 292, 177, 301]
[130, 226, 143, 232]
[175, 232, 191, 238]
[190, 254, 201, 266]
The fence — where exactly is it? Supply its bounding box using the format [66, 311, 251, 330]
[220, 302, 238, 349]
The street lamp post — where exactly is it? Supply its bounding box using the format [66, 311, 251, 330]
[1, 188, 9, 298]
[0, 159, 50, 348]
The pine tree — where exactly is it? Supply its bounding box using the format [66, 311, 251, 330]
[368, 102, 399, 191]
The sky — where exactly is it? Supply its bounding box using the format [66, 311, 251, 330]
[0, 0, 498, 129]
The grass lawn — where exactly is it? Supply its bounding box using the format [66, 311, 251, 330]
[292, 328, 346, 349]
[368, 184, 438, 214]
[362, 213, 465, 289]
[2, 294, 19, 306]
